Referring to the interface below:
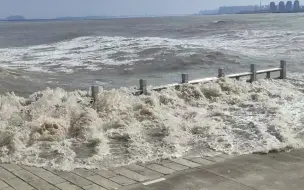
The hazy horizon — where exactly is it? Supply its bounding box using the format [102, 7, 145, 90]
[0, 0, 290, 19]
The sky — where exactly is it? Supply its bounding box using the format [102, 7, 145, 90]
[0, 0, 286, 18]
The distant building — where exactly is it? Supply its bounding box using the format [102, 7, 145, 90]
[270, 2, 277, 12]
[6, 15, 26, 21]
[217, 1, 302, 15]
[278, 1, 286, 11]
[294, 0, 300, 11]
[218, 6, 256, 14]
[286, 1, 293, 11]
[254, 5, 260, 11]
[199, 9, 218, 15]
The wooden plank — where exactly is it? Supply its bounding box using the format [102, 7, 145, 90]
[113, 167, 149, 182]
[86, 175, 121, 189]
[186, 157, 215, 165]
[0, 179, 9, 189]
[73, 169, 96, 178]
[56, 182, 82, 190]
[28, 178, 60, 190]
[25, 167, 66, 185]
[125, 164, 163, 179]
[12, 169, 39, 182]
[0, 164, 22, 172]
[160, 161, 189, 171]
[83, 184, 107, 190]
[171, 158, 201, 168]
[5, 178, 35, 190]
[0, 168, 15, 181]
[145, 164, 175, 175]
[91, 169, 117, 179]
[109, 176, 136, 186]
[53, 171, 92, 187]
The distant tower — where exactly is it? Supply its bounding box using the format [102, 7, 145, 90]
[294, 0, 300, 11]
[270, 2, 277, 12]
[286, 1, 293, 11]
[278, 1, 286, 12]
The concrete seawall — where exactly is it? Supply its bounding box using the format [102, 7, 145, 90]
[0, 148, 304, 189]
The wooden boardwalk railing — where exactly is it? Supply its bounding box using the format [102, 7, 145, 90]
[90, 60, 287, 100]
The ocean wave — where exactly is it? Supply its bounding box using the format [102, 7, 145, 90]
[0, 30, 303, 75]
[234, 30, 296, 39]
[0, 35, 242, 74]
[211, 20, 228, 24]
[48, 31, 93, 44]
[0, 78, 303, 170]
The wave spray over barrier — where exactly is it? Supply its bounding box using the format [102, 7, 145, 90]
[1, 62, 304, 171]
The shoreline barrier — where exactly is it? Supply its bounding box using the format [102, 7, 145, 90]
[90, 60, 287, 101]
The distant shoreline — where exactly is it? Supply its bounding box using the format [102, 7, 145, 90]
[1, 11, 304, 22]
[0, 18, 112, 22]
[0, 17, 131, 22]
[0, 14, 194, 22]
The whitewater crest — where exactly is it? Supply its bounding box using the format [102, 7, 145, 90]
[0, 78, 304, 170]
[0, 33, 279, 73]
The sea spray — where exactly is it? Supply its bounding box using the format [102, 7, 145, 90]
[0, 78, 304, 170]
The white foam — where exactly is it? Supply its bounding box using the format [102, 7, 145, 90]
[0, 78, 304, 170]
[1, 30, 302, 73]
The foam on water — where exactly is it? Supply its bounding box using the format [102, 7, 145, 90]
[0, 78, 304, 170]
[1, 29, 303, 74]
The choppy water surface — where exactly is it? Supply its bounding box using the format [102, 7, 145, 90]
[1, 14, 304, 170]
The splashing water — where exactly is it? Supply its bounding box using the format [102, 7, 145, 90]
[0, 77, 304, 171]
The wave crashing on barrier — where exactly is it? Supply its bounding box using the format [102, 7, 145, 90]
[0, 78, 304, 170]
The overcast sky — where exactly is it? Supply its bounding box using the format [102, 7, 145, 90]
[0, 0, 285, 18]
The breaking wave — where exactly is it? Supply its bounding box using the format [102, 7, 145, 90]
[0, 35, 241, 74]
[1, 29, 303, 74]
[1, 77, 304, 171]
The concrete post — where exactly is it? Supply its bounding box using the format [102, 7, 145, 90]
[250, 64, 257, 82]
[182, 73, 189, 83]
[218, 68, 225, 78]
[266, 72, 271, 79]
[139, 79, 147, 95]
[91, 86, 100, 102]
[280, 60, 286, 79]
